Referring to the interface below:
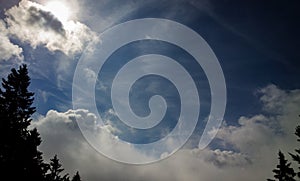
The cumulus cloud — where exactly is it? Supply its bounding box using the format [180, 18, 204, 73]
[32, 109, 252, 181]
[0, 20, 23, 61]
[195, 149, 251, 168]
[32, 109, 154, 164]
[216, 114, 275, 155]
[214, 84, 300, 177]
[31, 84, 300, 181]
[0, 0, 98, 61]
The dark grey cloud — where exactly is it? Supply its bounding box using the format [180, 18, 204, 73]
[26, 5, 66, 36]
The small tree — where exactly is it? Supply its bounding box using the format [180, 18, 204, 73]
[72, 171, 82, 181]
[47, 155, 70, 181]
[268, 151, 296, 181]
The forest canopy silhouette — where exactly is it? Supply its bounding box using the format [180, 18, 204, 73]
[0, 64, 82, 181]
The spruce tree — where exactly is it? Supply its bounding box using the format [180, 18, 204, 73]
[0, 64, 86, 180]
[47, 155, 70, 181]
[289, 124, 300, 178]
[268, 151, 296, 181]
[0, 64, 48, 180]
[71, 171, 82, 181]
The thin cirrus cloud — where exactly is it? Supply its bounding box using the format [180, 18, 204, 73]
[31, 84, 300, 181]
[0, 0, 98, 61]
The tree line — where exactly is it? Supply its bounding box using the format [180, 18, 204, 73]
[0, 65, 82, 181]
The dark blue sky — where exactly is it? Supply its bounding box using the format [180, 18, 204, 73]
[1, 0, 299, 143]
[122, 0, 300, 122]
[57, 1, 300, 121]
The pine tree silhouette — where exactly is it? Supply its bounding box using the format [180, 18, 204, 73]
[289, 124, 300, 178]
[0, 64, 48, 180]
[71, 171, 82, 181]
[46, 155, 70, 181]
[268, 151, 296, 181]
[0, 64, 85, 180]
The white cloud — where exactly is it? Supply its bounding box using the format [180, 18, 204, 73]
[213, 84, 300, 178]
[32, 109, 153, 165]
[32, 108, 251, 181]
[0, 0, 98, 61]
[0, 20, 23, 61]
[216, 114, 275, 155]
[31, 84, 300, 181]
[199, 149, 251, 167]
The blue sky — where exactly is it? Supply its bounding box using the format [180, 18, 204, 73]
[0, 0, 300, 180]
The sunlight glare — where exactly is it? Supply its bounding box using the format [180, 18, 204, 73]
[45, 1, 70, 22]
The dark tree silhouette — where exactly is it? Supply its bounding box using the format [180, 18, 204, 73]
[268, 151, 296, 181]
[72, 171, 82, 181]
[0, 64, 48, 180]
[46, 155, 70, 181]
[289, 125, 300, 178]
[0, 65, 83, 181]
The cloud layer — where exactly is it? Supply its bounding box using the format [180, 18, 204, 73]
[30, 84, 300, 181]
[0, 0, 98, 61]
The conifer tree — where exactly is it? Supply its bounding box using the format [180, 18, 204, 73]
[71, 171, 82, 181]
[0, 64, 48, 180]
[268, 151, 296, 181]
[47, 155, 70, 181]
[0, 64, 86, 180]
[289, 124, 300, 178]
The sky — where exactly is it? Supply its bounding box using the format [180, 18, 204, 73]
[0, 0, 300, 180]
